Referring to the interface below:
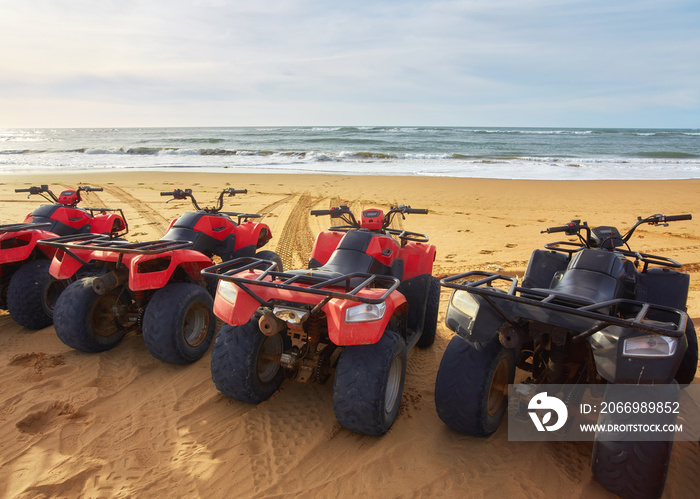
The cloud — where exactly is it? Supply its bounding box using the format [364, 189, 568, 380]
[1, 0, 698, 127]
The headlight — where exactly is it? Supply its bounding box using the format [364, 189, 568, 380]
[217, 280, 238, 304]
[623, 335, 678, 358]
[451, 290, 479, 318]
[345, 302, 387, 323]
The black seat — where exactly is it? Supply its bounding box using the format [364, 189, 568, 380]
[530, 249, 625, 305]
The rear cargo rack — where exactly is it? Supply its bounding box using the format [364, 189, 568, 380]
[441, 271, 687, 339]
[0, 222, 53, 233]
[202, 257, 400, 307]
[39, 233, 192, 267]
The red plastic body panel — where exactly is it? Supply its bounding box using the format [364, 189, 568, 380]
[309, 231, 344, 265]
[365, 235, 400, 267]
[360, 209, 384, 230]
[398, 242, 436, 280]
[49, 247, 212, 291]
[58, 190, 79, 205]
[89, 213, 126, 234]
[232, 221, 272, 250]
[192, 215, 238, 241]
[212, 271, 406, 346]
[0, 229, 58, 264]
[27, 206, 93, 230]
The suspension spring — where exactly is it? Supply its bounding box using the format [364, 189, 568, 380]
[307, 315, 322, 344]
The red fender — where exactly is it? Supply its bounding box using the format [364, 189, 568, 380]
[49, 246, 121, 279]
[0, 229, 58, 264]
[89, 213, 126, 234]
[128, 250, 212, 291]
[399, 242, 436, 280]
[212, 271, 407, 346]
[233, 221, 273, 250]
[324, 291, 406, 346]
[309, 231, 344, 266]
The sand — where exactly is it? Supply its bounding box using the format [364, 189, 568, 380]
[0, 171, 698, 498]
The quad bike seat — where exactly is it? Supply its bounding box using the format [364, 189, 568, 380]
[286, 229, 403, 286]
[530, 249, 630, 305]
[160, 212, 239, 258]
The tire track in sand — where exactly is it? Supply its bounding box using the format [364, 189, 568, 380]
[275, 194, 322, 271]
[102, 185, 170, 237]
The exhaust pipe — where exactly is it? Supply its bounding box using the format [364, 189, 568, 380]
[259, 312, 286, 336]
[92, 267, 129, 295]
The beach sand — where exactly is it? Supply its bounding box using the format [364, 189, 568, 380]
[0, 171, 698, 498]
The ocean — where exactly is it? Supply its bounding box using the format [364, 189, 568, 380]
[1, 126, 699, 180]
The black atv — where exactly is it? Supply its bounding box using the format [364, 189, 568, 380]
[435, 213, 697, 499]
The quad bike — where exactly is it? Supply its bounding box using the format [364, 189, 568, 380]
[0, 184, 127, 329]
[42, 188, 280, 364]
[435, 213, 697, 499]
[202, 204, 439, 435]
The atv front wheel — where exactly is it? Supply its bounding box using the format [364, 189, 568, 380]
[142, 283, 216, 364]
[210, 316, 286, 404]
[434, 333, 515, 436]
[333, 329, 407, 435]
[53, 278, 129, 352]
[675, 320, 698, 384]
[7, 259, 68, 330]
[590, 384, 677, 499]
[416, 276, 440, 348]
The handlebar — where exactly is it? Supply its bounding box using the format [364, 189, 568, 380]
[79, 186, 103, 192]
[160, 187, 248, 213]
[659, 214, 692, 223]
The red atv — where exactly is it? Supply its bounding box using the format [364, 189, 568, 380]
[42, 188, 280, 364]
[203, 204, 439, 435]
[0, 184, 127, 329]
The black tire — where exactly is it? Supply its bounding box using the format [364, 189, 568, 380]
[434, 333, 515, 437]
[333, 329, 407, 436]
[591, 440, 673, 499]
[53, 277, 128, 352]
[675, 320, 698, 384]
[210, 315, 285, 404]
[255, 250, 284, 272]
[7, 259, 69, 330]
[416, 276, 440, 348]
[142, 283, 216, 364]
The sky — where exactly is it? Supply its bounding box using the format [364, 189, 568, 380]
[1, 0, 699, 128]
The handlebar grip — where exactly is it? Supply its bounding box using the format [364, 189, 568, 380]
[231, 189, 247, 194]
[664, 214, 692, 222]
[14, 188, 31, 193]
[543, 225, 570, 233]
[310, 210, 331, 216]
[160, 191, 175, 196]
[406, 208, 428, 214]
[81, 186, 103, 192]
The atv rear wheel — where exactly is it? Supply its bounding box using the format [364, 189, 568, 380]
[434, 333, 515, 436]
[54, 278, 129, 352]
[416, 276, 440, 348]
[142, 283, 216, 364]
[675, 320, 698, 384]
[7, 259, 69, 330]
[210, 315, 286, 404]
[333, 329, 407, 435]
[255, 250, 284, 272]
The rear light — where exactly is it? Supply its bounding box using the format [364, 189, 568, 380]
[217, 280, 238, 304]
[345, 302, 386, 323]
